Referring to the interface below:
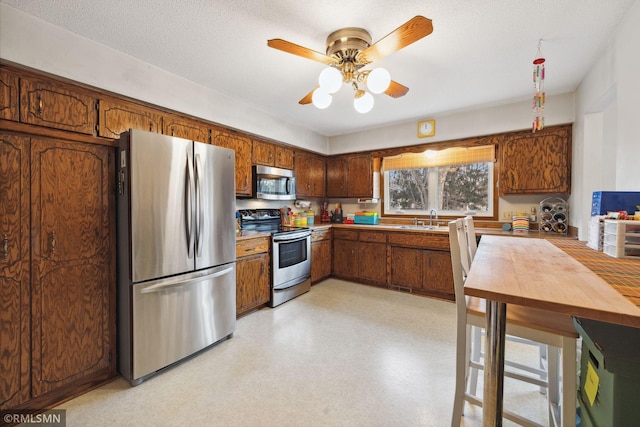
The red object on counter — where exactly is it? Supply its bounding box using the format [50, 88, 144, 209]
[343, 219, 354, 224]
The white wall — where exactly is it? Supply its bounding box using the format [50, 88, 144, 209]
[573, 0, 640, 240]
[327, 93, 575, 155]
[0, 4, 328, 154]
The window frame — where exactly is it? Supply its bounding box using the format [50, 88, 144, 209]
[380, 144, 499, 221]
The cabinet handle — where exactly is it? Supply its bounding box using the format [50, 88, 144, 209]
[50, 232, 56, 254]
[2, 234, 7, 260]
[36, 95, 43, 116]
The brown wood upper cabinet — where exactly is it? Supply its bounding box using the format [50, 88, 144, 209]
[253, 139, 294, 170]
[275, 145, 294, 169]
[212, 129, 252, 196]
[163, 114, 210, 144]
[20, 76, 96, 135]
[499, 124, 572, 195]
[252, 139, 275, 165]
[326, 154, 373, 198]
[98, 97, 162, 139]
[295, 151, 325, 198]
[0, 68, 19, 121]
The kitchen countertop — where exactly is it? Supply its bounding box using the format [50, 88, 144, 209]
[236, 222, 577, 240]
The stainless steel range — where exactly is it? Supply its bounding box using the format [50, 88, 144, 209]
[239, 209, 311, 307]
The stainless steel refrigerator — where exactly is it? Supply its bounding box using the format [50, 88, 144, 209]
[116, 129, 236, 385]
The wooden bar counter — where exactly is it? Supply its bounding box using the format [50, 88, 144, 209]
[464, 235, 640, 426]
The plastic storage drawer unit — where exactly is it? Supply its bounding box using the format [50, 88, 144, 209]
[573, 318, 640, 427]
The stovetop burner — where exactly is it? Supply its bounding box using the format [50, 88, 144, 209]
[239, 209, 309, 235]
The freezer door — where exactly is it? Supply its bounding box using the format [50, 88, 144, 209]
[194, 141, 236, 269]
[129, 130, 195, 282]
[130, 263, 236, 382]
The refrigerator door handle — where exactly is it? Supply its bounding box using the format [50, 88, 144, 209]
[140, 266, 235, 294]
[186, 155, 196, 259]
[195, 153, 204, 257]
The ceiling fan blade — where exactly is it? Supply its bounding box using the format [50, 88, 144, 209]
[268, 39, 336, 65]
[358, 16, 433, 64]
[299, 87, 317, 105]
[385, 80, 409, 98]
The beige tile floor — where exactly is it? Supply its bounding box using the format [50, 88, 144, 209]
[54, 279, 548, 427]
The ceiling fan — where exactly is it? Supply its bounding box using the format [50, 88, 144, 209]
[267, 16, 433, 113]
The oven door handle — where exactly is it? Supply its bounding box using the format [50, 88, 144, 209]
[273, 275, 310, 291]
[273, 231, 311, 242]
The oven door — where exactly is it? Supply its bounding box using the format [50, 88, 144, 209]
[272, 230, 311, 290]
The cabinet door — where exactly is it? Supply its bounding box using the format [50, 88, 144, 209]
[357, 241, 387, 285]
[236, 253, 270, 315]
[0, 68, 19, 121]
[326, 157, 348, 198]
[97, 97, 162, 139]
[311, 155, 326, 197]
[333, 239, 358, 279]
[390, 246, 423, 289]
[0, 133, 30, 409]
[163, 115, 210, 143]
[424, 250, 454, 298]
[347, 154, 372, 198]
[294, 152, 311, 197]
[311, 239, 332, 284]
[500, 126, 571, 195]
[252, 140, 275, 166]
[20, 77, 96, 135]
[30, 138, 114, 397]
[212, 130, 252, 196]
[275, 146, 294, 170]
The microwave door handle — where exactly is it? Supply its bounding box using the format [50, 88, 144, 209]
[286, 178, 291, 195]
[194, 153, 204, 257]
[186, 155, 195, 259]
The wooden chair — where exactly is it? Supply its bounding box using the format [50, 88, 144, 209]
[449, 219, 578, 427]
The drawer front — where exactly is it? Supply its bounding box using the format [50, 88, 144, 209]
[333, 229, 358, 240]
[236, 237, 269, 258]
[388, 233, 449, 250]
[359, 231, 387, 243]
[311, 228, 332, 242]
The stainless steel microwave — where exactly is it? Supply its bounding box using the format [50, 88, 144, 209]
[253, 165, 296, 200]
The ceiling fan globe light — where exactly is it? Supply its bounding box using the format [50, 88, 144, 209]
[367, 68, 391, 94]
[354, 91, 374, 113]
[318, 67, 342, 94]
[312, 88, 332, 109]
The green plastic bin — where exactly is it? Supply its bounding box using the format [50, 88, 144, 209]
[573, 318, 640, 427]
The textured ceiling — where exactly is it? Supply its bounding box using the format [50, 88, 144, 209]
[2, 0, 637, 136]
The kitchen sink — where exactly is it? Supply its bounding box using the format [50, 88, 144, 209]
[389, 225, 447, 231]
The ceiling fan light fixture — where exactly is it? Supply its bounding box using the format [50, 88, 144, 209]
[311, 87, 332, 109]
[354, 90, 374, 113]
[318, 67, 342, 94]
[367, 67, 391, 94]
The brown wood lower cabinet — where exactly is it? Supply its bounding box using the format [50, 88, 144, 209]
[236, 236, 270, 316]
[311, 228, 332, 284]
[1, 132, 116, 411]
[330, 227, 454, 300]
[390, 246, 454, 299]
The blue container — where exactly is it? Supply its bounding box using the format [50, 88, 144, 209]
[591, 191, 640, 216]
[354, 215, 378, 225]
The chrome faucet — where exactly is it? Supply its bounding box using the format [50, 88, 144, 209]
[429, 209, 438, 228]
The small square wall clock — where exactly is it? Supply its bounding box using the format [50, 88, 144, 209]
[417, 119, 436, 138]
